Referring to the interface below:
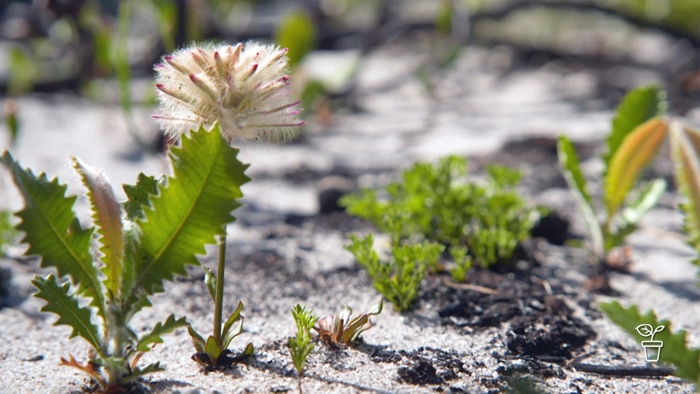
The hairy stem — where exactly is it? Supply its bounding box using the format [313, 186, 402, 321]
[213, 231, 226, 343]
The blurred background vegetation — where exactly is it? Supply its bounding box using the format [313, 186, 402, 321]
[0, 0, 699, 148]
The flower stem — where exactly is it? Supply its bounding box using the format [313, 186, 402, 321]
[213, 231, 227, 342]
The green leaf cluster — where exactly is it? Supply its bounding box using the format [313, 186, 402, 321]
[0, 124, 249, 389]
[289, 305, 317, 377]
[600, 301, 700, 387]
[189, 300, 254, 370]
[558, 85, 668, 260]
[341, 155, 542, 269]
[346, 234, 443, 311]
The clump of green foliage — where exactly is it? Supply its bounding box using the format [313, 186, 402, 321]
[314, 299, 383, 347]
[670, 122, 700, 279]
[342, 155, 542, 269]
[289, 304, 318, 394]
[600, 301, 700, 388]
[346, 234, 443, 311]
[0, 125, 249, 391]
[558, 85, 668, 262]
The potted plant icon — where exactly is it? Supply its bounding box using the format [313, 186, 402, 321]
[636, 324, 665, 362]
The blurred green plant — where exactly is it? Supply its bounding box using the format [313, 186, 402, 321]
[669, 122, 700, 280]
[0, 210, 18, 255]
[346, 234, 443, 311]
[600, 301, 700, 388]
[0, 125, 248, 390]
[557, 85, 668, 262]
[289, 304, 317, 394]
[313, 299, 383, 347]
[342, 155, 543, 270]
[275, 10, 317, 69]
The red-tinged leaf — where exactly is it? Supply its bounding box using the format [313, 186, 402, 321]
[71, 157, 124, 298]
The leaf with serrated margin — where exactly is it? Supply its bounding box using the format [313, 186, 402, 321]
[130, 124, 250, 297]
[605, 117, 667, 220]
[33, 274, 103, 353]
[600, 301, 700, 383]
[1, 151, 104, 312]
[605, 85, 666, 173]
[134, 314, 187, 352]
[671, 123, 700, 267]
[71, 157, 123, 298]
[123, 173, 159, 221]
[557, 136, 603, 257]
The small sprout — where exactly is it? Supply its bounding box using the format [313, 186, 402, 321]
[189, 300, 254, 371]
[314, 299, 383, 347]
[289, 305, 317, 394]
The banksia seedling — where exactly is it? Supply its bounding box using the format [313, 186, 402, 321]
[154, 42, 305, 143]
[153, 41, 305, 371]
[314, 299, 383, 347]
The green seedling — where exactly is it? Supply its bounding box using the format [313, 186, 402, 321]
[314, 299, 383, 347]
[670, 122, 700, 279]
[558, 85, 668, 262]
[346, 234, 443, 311]
[188, 298, 254, 370]
[0, 125, 248, 391]
[289, 304, 318, 394]
[341, 155, 542, 269]
[600, 301, 700, 388]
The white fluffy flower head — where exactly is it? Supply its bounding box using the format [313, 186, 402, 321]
[153, 41, 304, 143]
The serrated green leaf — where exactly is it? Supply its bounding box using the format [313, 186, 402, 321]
[129, 124, 250, 298]
[600, 301, 700, 383]
[71, 157, 124, 298]
[120, 223, 152, 318]
[123, 172, 159, 221]
[605, 85, 666, 171]
[557, 136, 603, 256]
[32, 274, 103, 353]
[1, 151, 104, 312]
[135, 314, 187, 352]
[671, 123, 700, 265]
[274, 10, 316, 68]
[604, 117, 667, 220]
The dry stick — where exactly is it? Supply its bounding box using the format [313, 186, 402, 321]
[442, 278, 500, 295]
[572, 362, 675, 377]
